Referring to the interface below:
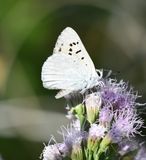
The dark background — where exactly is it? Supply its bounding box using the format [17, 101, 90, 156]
[0, 0, 146, 159]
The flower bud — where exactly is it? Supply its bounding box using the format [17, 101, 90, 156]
[73, 104, 85, 126]
[87, 124, 107, 151]
[85, 93, 102, 123]
[71, 143, 83, 160]
[95, 134, 112, 160]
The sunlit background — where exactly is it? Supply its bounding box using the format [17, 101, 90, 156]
[0, 0, 146, 159]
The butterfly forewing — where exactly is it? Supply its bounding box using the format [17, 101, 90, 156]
[53, 27, 97, 76]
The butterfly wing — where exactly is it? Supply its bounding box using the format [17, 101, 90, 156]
[41, 27, 100, 98]
[42, 54, 89, 98]
[53, 27, 97, 76]
[42, 54, 87, 90]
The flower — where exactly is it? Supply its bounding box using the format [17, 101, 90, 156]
[109, 108, 143, 143]
[71, 142, 83, 160]
[57, 143, 69, 157]
[59, 122, 86, 153]
[85, 93, 102, 123]
[41, 73, 145, 160]
[99, 106, 113, 127]
[60, 121, 87, 160]
[135, 143, 146, 160]
[89, 124, 107, 139]
[87, 124, 107, 152]
[42, 144, 62, 160]
[85, 93, 102, 109]
[101, 79, 138, 110]
[118, 139, 138, 156]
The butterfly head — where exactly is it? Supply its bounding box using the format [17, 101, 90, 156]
[84, 69, 103, 90]
[96, 69, 103, 80]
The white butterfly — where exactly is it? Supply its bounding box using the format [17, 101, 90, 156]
[41, 27, 103, 99]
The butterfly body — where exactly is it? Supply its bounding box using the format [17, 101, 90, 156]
[41, 27, 103, 98]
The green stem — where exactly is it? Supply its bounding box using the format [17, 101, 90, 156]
[88, 153, 92, 160]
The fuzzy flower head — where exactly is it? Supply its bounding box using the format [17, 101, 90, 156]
[87, 124, 107, 151]
[89, 124, 107, 140]
[99, 106, 113, 127]
[101, 79, 138, 110]
[59, 122, 86, 153]
[42, 143, 62, 160]
[109, 108, 143, 143]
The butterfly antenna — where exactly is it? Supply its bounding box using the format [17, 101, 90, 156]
[103, 69, 121, 78]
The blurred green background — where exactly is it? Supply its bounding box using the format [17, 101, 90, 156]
[0, 0, 146, 159]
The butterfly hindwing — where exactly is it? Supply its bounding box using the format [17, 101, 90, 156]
[42, 54, 88, 90]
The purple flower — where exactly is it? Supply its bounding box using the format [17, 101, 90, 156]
[109, 108, 143, 143]
[99, 106, 113, 127]
[118, 139, 138, 156]
[89, 124, 107, 139]
[59, 122, 86, 153]
[57, 143, 69, 157]
[100, 79, 138, 110]
[62, 124, 85, 159]
[42, 143, 62, 160]
[135, 143, 146, 160]
[87, 123, 107, 151]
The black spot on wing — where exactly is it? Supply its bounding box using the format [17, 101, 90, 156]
[70, 43, 73, 46]
[68, 53, 72, 55]
[69, 48, 72, 52]
[59, 48, 61, 52]
[81, 57, 84, 60]
[76, 50, 81, 54]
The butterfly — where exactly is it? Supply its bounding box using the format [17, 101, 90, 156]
[41, 27, 103, 99]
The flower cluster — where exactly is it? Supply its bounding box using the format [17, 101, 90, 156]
[41, 78, 144, 160]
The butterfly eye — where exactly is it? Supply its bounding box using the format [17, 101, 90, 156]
[96, 70, 103, 78]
